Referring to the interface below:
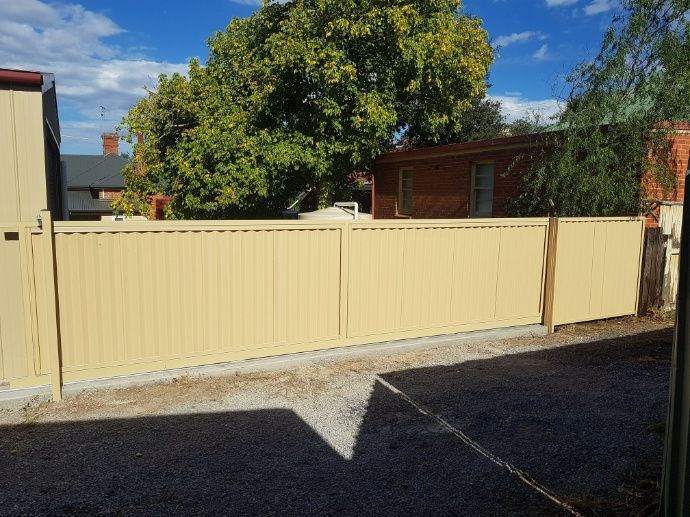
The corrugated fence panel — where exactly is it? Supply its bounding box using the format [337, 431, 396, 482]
[553, 218, 644, 325]
[32, 233, 52, 376]
[347, 220, 549, 339]
[50, 226, 343, 379]
[347, 227, 406, 338]
[495, 225, 549, 319]
[273, 228, 342, 346]
[3, 217, 644, 391]
[0, 227, 30, 382]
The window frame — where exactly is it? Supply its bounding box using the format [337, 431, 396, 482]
[398, 168, 414, 216]
[470, 161, 495, 218]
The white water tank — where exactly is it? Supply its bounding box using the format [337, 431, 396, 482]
[298, 206, 372, 220]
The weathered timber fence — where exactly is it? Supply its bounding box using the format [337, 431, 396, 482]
[659, 203, 682, 309]
[0, 214, 645, 399]
[636, 203, 683, 314]
[638, 227, 667, 315]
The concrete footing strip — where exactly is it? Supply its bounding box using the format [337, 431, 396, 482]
[0, 324, 546, 408]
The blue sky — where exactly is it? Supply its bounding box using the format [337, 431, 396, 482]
[0, 0, 616, 154]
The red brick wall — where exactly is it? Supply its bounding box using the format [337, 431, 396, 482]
[373, 147, 535, 219]
[98, 189, 122, 200]
[151, 194, 171, 220]
[374, 130, 690, 222]
[643, 130, 690, 226]
[644, 132, 689, 202]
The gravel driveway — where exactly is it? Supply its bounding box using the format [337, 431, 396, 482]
[0, 318, 672, 516]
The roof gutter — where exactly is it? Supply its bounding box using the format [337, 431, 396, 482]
[376, 141, 536, 165]
[0, 69, 43, 87]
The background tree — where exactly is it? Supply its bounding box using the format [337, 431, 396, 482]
[507, 0, 690, 217]
[115, 0, 492, 219]
[401, 97, 555, 149]
[506, 109, 550, 136]
[404, 96, 506, 147]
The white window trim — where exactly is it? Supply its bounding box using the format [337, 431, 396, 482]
[470, 161, 495, 218]
[398, 168, 413, 216]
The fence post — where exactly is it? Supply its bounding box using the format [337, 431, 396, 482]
[661, 176, 690, 516]
[339, 221, 351, 340]
[38, 209, 62, 401]
[543, 217, 559, 334]
[637, 226, 665, 315]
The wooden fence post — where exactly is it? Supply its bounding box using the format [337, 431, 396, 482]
[38, 210, 62, 401]
[543, 217, 559, 334]
[637, 227, 666, 315]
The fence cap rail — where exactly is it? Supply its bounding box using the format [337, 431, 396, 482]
[15, 216, 639, 235]
[0, 222, 38, 230]
[49, 217, 550, 234]
[558, 216, 645, 223]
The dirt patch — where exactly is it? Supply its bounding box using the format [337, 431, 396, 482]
[5, 317, 666, 425]
[0, 317, 673, 515]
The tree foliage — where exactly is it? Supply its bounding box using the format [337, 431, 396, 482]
[115, 0, 492, 218]
[507, 0, 690, 217]
[404, 97, 552, 148]
[406, 96, 505, 147]
[506, 109, 550, 136]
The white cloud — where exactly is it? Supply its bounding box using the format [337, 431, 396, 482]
[489, 94, 562, 122]
[494, 31, 542, 48]
[0, 0, 187, 153]
[583, 0, 615, 15]
[545, 0, 579, 6]
[533, 44, 550, 61]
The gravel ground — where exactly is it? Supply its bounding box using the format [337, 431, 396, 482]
[0, 317, 672, 516]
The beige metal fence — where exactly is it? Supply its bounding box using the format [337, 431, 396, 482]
[0, 213, 644, 398]
[0, 223, 35, 385]
[347, 220, 548, 339]
[551, 217, 645, 326]
[48, 222, 344, 383]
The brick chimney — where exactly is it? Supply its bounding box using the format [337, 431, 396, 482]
[102, 132, 119, 156]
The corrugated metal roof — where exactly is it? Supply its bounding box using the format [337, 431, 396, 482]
[61, 154, 127, 188]
[67, 190, 114, 213]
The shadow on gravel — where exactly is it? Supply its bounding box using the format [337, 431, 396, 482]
[0, 328, 671, 516]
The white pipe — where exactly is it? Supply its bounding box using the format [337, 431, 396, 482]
[334, 202, 359, 220]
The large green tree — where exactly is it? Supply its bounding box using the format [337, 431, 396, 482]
[507, 0, 690, 217]
[115, 0, 492, 218]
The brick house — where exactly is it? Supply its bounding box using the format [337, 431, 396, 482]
[372, 126, 690, 225]
[60, 133, 127, 220]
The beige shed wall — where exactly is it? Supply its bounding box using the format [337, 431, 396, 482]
[0, 87, 48, 223]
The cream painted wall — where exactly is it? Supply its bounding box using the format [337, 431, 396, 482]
[0, 88, 47, 223]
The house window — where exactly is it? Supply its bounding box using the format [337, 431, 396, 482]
[398, 169, 413, 215]
[471, 163, 494, 217]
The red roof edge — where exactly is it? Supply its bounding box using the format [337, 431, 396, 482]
[0, 68, 43, 87]
[375, 131, 551, 164]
